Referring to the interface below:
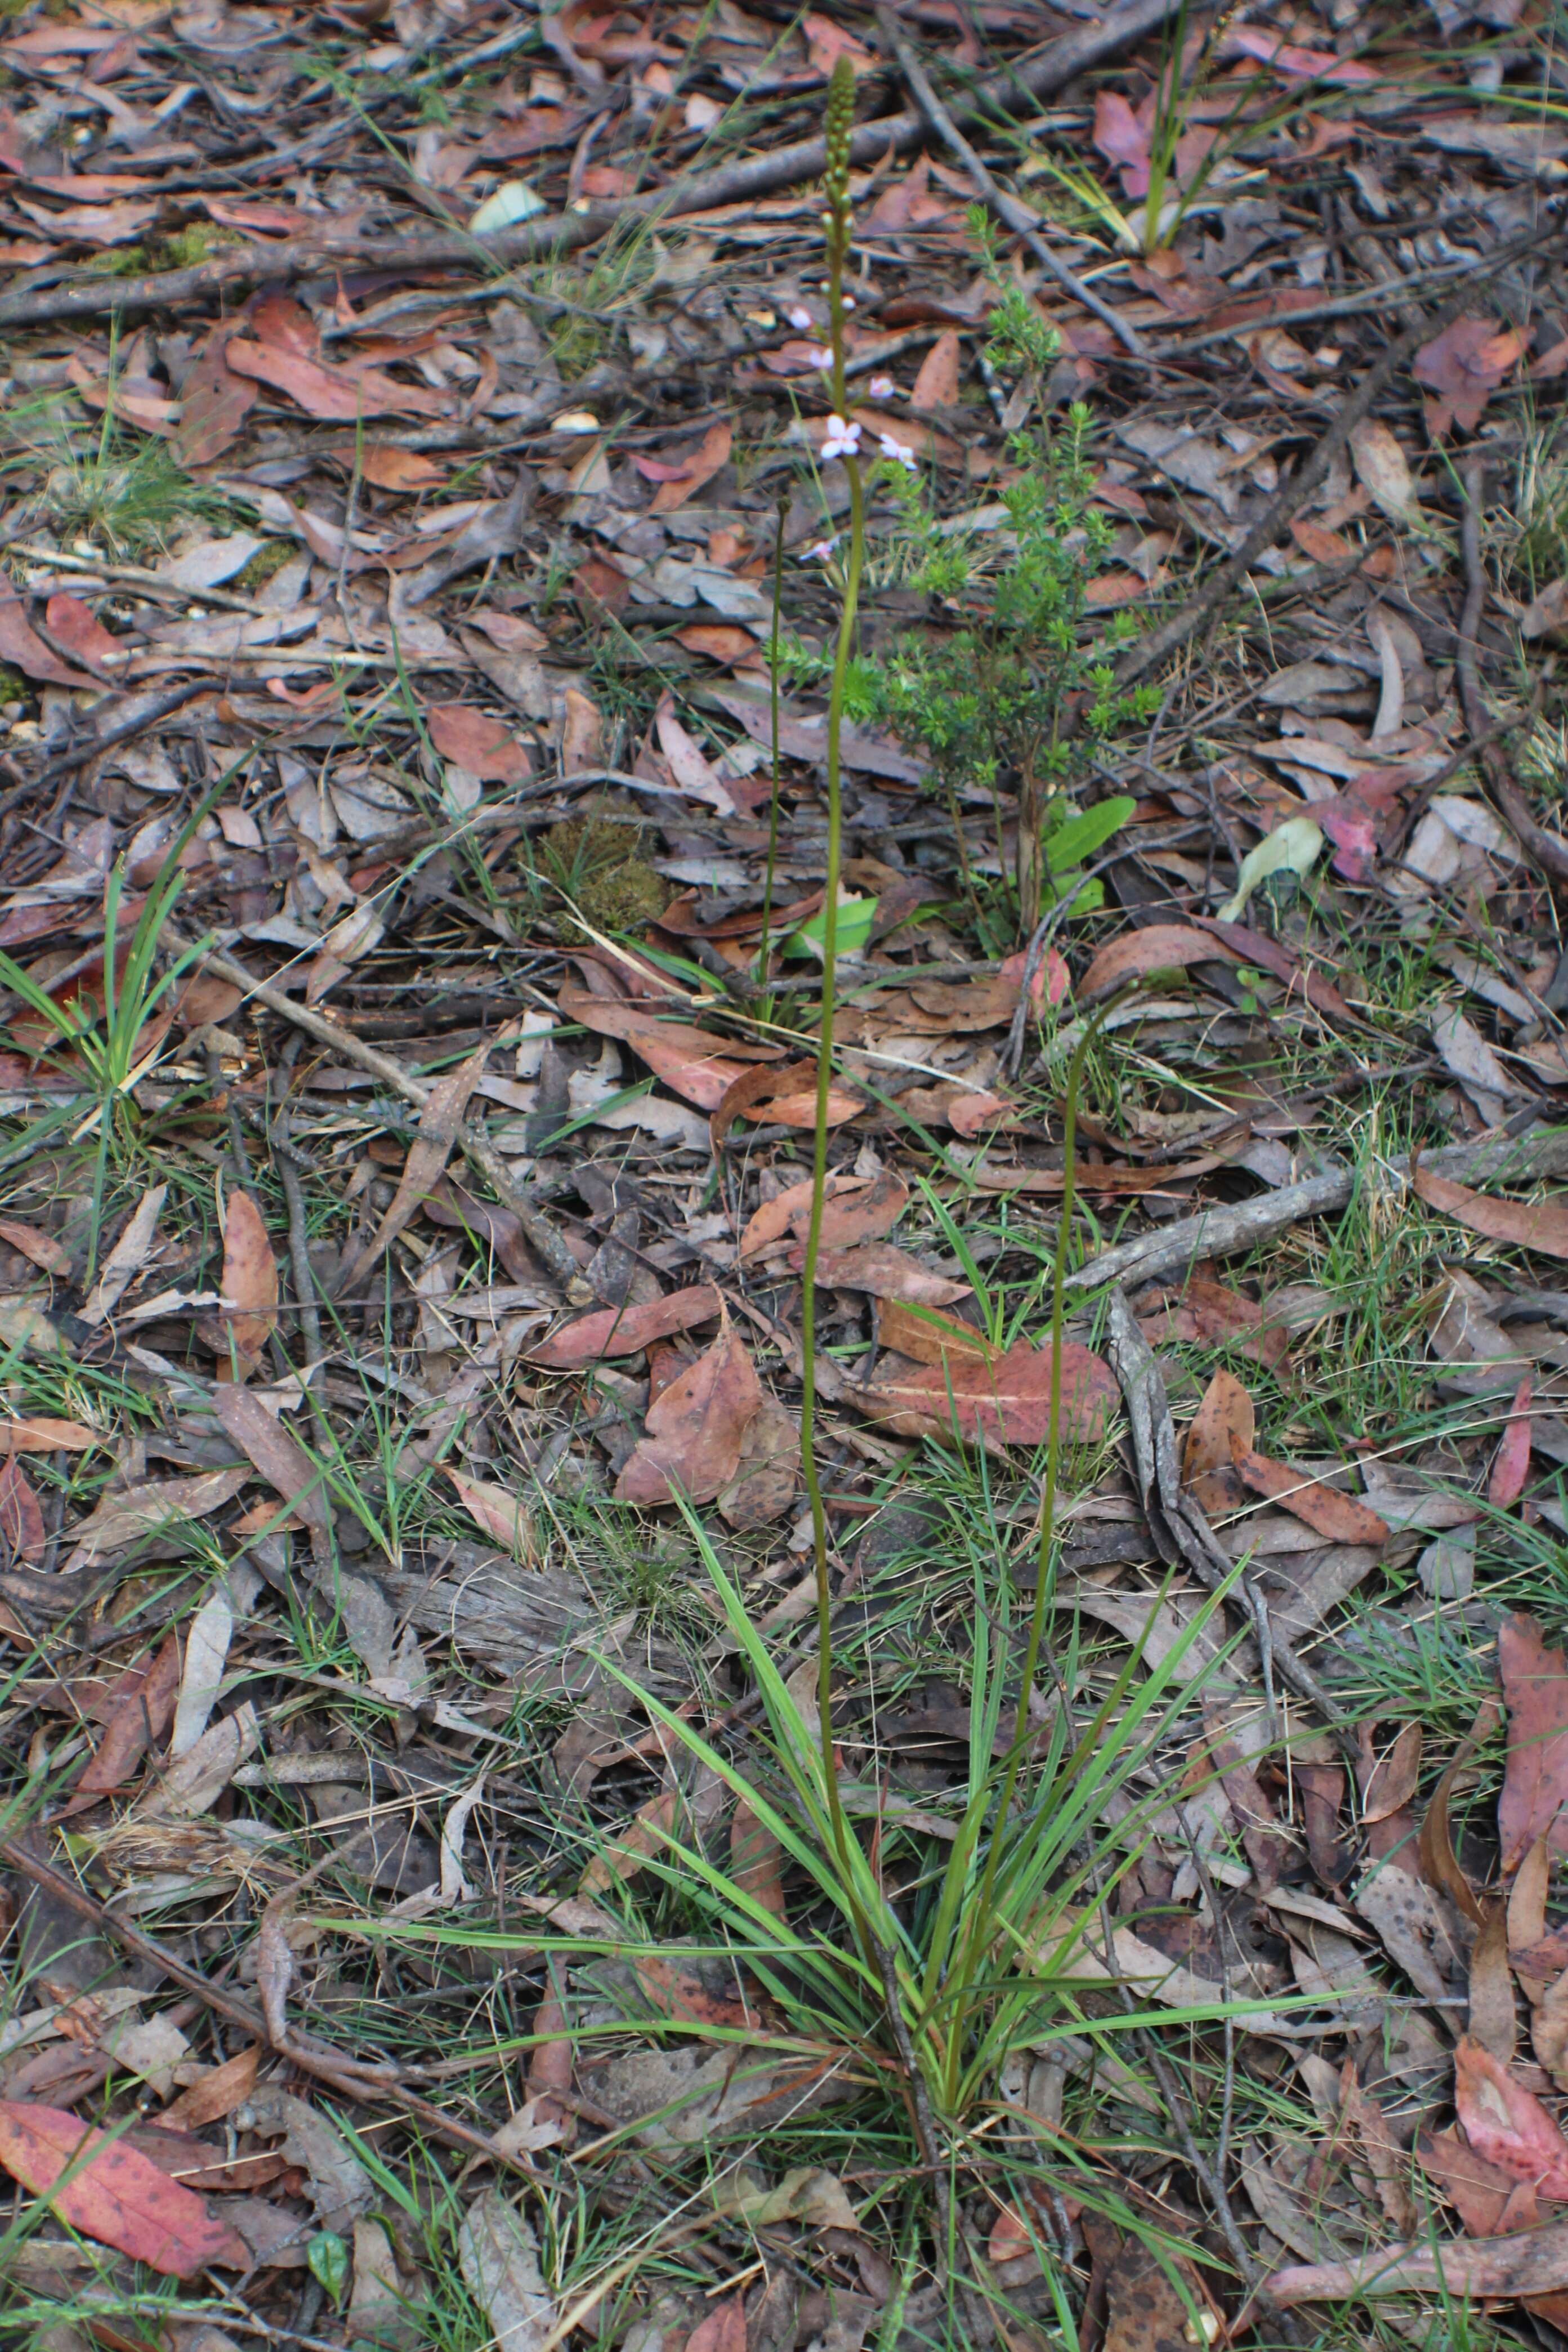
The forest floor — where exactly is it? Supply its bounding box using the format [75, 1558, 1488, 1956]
[0, 0, 1566, 2347]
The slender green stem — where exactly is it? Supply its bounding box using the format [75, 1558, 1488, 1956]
[756, 497, 788, 1012]
[798, 72, 861, 1875]
[959, 1007, 1101, 1963]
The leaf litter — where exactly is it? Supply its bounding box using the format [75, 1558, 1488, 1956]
[0, 0, 1565, 2343]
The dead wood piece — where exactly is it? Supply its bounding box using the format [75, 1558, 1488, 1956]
[1069, 1122, 1568, 1299]
[1104, 1289, 1353, 1752]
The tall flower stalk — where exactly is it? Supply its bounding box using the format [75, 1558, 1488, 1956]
[797, 55, 863, 1867]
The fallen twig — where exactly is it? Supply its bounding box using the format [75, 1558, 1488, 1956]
[873, 7, 1145, 360]
[1067, 1122, 1568, 1297]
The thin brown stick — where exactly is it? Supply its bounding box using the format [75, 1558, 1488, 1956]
[166, 929, 592, 1301]
[1110, 221, 1564, 690]
[872, 7, 1145, 360]
[0, 1832, 523, 2173]
[1459, 454, 1568, 888]
[0, 0, 1191, 331]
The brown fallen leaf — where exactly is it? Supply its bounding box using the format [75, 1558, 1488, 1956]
[810, 1242, 970, 1305]
[615, 1316, 763, 1506]
[1414, 314, 1525, 436]
[1138, 1272, 1289, 1376]
[64, 1466, 251, 1566]
[0, 1414, 96, 1453]
[1080, 923, 1229, 1001]
[1412, 1157, 1568, 1263]
[172, 325, 256, 469]
[529, 1285, 722, 1369]
[209, 1385, 329, 1536]
[0, 588, 99, 688]
[647, 420, 733, 518]
[1181, 1367, 1255, 1514]
[426, 703, 530, 783]
[714, 1396, 799, 1529]
[0, 1456, 45, 1560]
[875, 1298, 992, 1367]
[72, 1631, 180, 1800]
[730, 1795, 786, 1916]
[709, 1059, 863, 1144]
[1417, 2122, 1539, 2236]
[336, 1029, 502, 1292]
[853, 1339, 1116, 1451]
[1498, 1614, 1568, 1873]
[1467, 1907, 1517, 2063]
[1230, 1445, 1390, 1545]
[211, 1189, 278, 1374]
[160, 2045, 262, 2134]
[1490, 1375, 1534, 1507]
[1268, 2222, 1568, 2305]
[226, 338, 448, 420]
[0, 1216, 71, 1275]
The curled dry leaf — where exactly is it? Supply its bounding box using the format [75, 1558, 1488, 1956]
[1079, 923, 1227, 1001]
[1230, 1444, 1390, 1546]
[0, 2100, 249, 2276]
[709, 1059, 863, 1145]
[528, 1283, 721, 1368]
[447, 1470, 535, 1561]
[1490, 1375, 1534, 1507]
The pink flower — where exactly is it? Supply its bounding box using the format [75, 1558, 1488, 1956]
[806, 538, 837, 560]
[788, 305, 814, 331]
[807, 345, 834, 370]
[868, 374, 896, 399]
[821, 414, 861, 461]
[877, 431, 917, 471]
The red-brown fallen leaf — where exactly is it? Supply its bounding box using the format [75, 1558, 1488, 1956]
[0, 2101, 248, 2276]
[43, 594, 123, 677]
[1418, 2123, 1540, 2236]
[1491, 1375, 1535, 1508]
[213, 1189, 278, 1373]
[447, 1469, 534, 1560]
[426, 703, 530, 783]
[1181, 1367, 1255, 1515]
[160, 2045, 261, 2134]
[0, 589, 98, 688]
[854, 1339, 1115, 1450]
[1189, 916, 1357, 1025]
[809, 1242, 971, 1305]
[615, 1318, 763, 1506]
[1229, 1446, 1389, 1545]
[912, 329, 961, 409]
[528, 1284, 722, 1368]
[172, 327, 256, 470]
[0, 1456, 44, 1559]
[676, 621, 762, 666]
[738, 1171, 879, 1259]
[877, 1299, 991, 1367]
[225, 338, 447, 420]
[1498, 1614, 1568, 1873]
[1454, 2035, 1568, 2197]
[359, 445, 443, 492]
[72, 1631, 180, 1799]
[709, 1060, 863, 1145]
[210, 1383, 329, 1534]
[1414, 315, 1525, 436]
[559, 981, 773, 1112]
[1221, 23, 1378, 78]
[1412, 1158, 1568, 1262]
[647, 419, 732, 517]
[681, 2293, 747, 2352]
[1079, 923, 1230, 1001]
[730, 1795, 786, 1916]
[0, 1415, 96, 1453]
[0, 1216, 70, 1275]
[1138, 1273, 1289, 1376]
